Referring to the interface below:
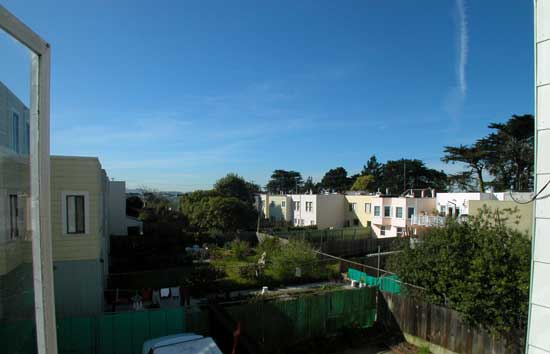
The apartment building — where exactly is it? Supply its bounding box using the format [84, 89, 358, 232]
[289, 193, 346, 228]
[260, 194, 293, 223]
[344, 194, 374, 228]
[260, 193, 346, 228]
[0, 82, 127, 319]
[369, 190, 436, 237]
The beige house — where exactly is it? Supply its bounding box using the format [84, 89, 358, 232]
[344, 194, 374, 228]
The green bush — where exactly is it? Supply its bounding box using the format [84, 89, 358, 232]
[388, 207, 530, 337]
[230, 239, 250, 260]
[266, 240, 318, 282]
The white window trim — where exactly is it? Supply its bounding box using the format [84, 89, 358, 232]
[384, 205, 392, 217]
[365, 203, 371, 214]
[395, 206, 404, 219]
[374, 205, 381, 217]
[407, 207, 416, 219]
[61, 191, 90, 236]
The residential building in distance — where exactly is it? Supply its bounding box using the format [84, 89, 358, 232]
[289, 193, 346, 228]
[411, 191, 533, 235]
[260, 194, 292, 223]
[370, 189, 436, 237]
[109, 180, 143, 236]
[344, 193, 374, 228]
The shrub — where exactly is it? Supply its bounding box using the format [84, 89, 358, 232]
[230, 239, 250, 260]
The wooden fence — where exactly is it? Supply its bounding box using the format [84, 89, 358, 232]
[377, 292, 524, 354]
[257, 231, 399, 257]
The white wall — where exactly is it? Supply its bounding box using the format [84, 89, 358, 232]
[435, 193, 495, 216]
[108, 181, 127, 236]
[528, 2, 550, 351]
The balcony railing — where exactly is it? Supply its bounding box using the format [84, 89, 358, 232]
[410, 215, 446, 227]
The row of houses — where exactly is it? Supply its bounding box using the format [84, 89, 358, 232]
[1, 81, 141, 321]
[259, 189, 533, 237]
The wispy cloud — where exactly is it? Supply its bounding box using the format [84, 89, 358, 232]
[444, 0, 468, 124]
[456, 0, 468, 97]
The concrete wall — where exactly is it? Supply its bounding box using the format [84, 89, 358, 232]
[469, 200, 533, 236]
[316, 194, 346, 229]
[108, 181, 127, 236]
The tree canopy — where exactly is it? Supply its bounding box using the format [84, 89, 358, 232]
[350, 175, 375, 191]
[321, 167, 351, 192]
[381, 159, 447, 194]
[180, 174, 258, 232]
[266, 170, 303, 194]
[442, 114, 534, 192]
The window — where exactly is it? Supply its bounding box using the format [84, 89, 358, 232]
[12, 112, 20, 153]
[281, 201, 285, 208]
[9, 195, 18, 240]
[310, 220, 315, 226]
[407, 207, 415, 219]
[65, 195, 86, 234]
[380, 225, 386, 236]
[365, 203, 371, 213]
[25, 121, 30, 154]
[384, 206, 391, 217]
[440, 205, 446, 214]
[395, 207, 403, 218]
[294, 201, 300, 211]
[396, 227, 404, 237]
[305, 201, 313, 212]
[374, 206, 381, 217]
[349, 202, 356, 211]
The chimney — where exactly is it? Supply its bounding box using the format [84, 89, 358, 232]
[385, 188, 390, 195]
[431, 189, 436, 198]
[421, 190, 425, 198]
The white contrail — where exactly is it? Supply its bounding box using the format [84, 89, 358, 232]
[456, 0, 468, 97]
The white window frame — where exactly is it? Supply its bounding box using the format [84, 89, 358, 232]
[11, 109, 20, 153]
[395, 206, 403, 219]
[407, 207, 415, 219]
[61, 191, 90, 235]
[281, 201, 285, 208]
[365, 203, 371, 214]
[384, 206, 392, 217]
[305, 201, 313, 212]
[374, 205, 381, 217]
[380, 225, 386, 236]
[396, 227, 404, 237]
[1, 5, 56, 353]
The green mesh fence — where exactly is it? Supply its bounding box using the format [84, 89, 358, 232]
[347, 268, 402, 294]
[225, 287, 377, 352]
[1, 307, 185, 354]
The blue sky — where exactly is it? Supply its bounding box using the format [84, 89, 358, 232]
[1, 0, 533, 191]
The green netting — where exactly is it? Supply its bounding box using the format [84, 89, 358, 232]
[1, 307, 185, 354]
[347, 268, 402, 294]
[225, 287, 377, 352]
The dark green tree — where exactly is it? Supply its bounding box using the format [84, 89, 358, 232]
[321, 167, 350, 192]
[214, 173, 258, 203]
[301, 176, 321, 194]
[442, 143, 488, 192]
[266, 170, 303, 194]
[481, 114, 534, 191]
[361, 155, 383, 192]
[381, 159, 447, 194]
